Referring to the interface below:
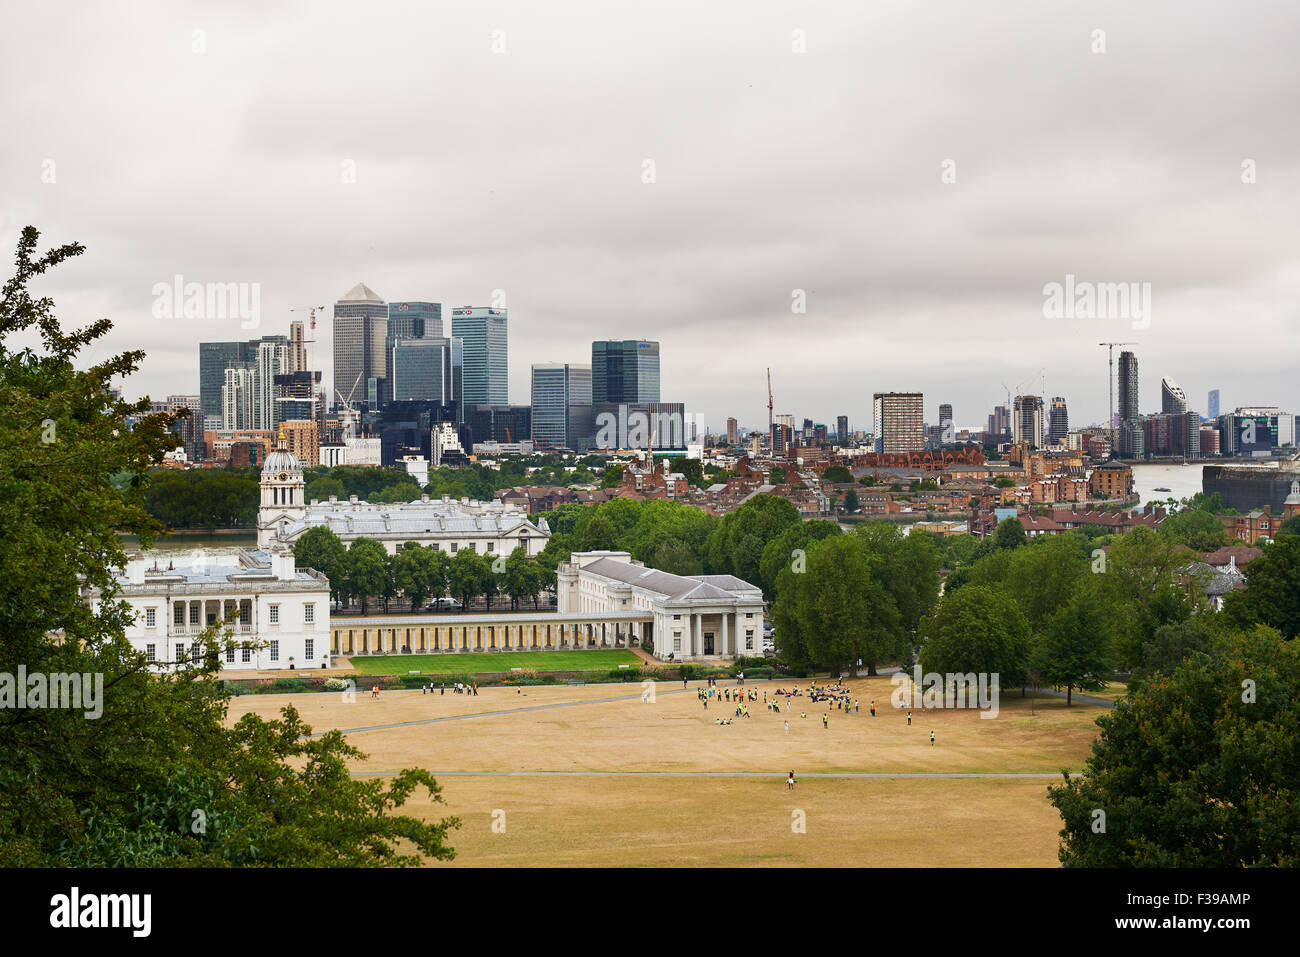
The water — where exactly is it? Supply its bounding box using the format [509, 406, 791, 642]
[120, 532, 258, 564]
[1129, 463, 1207, 505]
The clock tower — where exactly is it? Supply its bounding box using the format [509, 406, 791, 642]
[257, 434, 307, 548]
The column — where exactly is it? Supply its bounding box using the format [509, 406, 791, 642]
[692, 614, 701, 659]
[721, 611, 729, 658]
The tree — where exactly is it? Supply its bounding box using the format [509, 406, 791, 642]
[821, 465, 853, 484]
[345, 538, 390, 614]
[599, 464, 624, 489]
[772, 535, 902, 675]
[448, 548, 491, 611]
[1031, 587, 1112, 704]
[1278, 514, 1300, 537]
[293, 526, 348, 605]
[843, 489, 859, 513]
[919, 585, 1031, 691]
[393, 543, 438, 611]
[757, 518, 842, 600]
[704, 494, 800, 583]
[305, 476, 346, 504]
[0, 226, 456, 866]
[769, 466, 786, 484]
[1159, 507, 1228, 551]
[1048, 626, 1300, 866]
[1223, 533, 1300, 639]
[500, 546, 537, 610]
[992, 517, 1026, 549]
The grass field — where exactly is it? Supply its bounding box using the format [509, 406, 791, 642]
[344, 649, 643, 675]
[227, 674, 1103, 866]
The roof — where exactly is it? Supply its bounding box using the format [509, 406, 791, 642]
[579, 557, 760, 603]
[339, 282, 383, 303]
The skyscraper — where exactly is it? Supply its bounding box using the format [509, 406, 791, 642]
[530, 362, 592, 450]
[287, 320, 307, 375]
[591, 340, 660, 404]
[199, 340, 253, 418]
[1118, 350, 1139, 422]
[253, 336, 288, 431]
[382, 301, 442, 403]
[390, 336, 456, 404]
[1208, 389, 1221, 420]
[727, 417, 739, 444]
[1013, 395, 1045, 448]
[1161, 376, 1188, 414]
[836, 414, 849, 442]
[451, 307, 508, 409]
[872, 393, 924, 453]
[333, 283, 387, 411]
[1048, 396, 1069, 446]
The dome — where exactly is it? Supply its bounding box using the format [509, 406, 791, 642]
[262, 448, 303, 478]
[1286, 480, 1300, 506]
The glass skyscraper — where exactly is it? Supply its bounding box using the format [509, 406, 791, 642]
[591, 339, 660, 404]
[531, 362, 592, 450]
[390, 336, 457, 405]
[384, 301, 442, 404]
[450, 307, 508, 409]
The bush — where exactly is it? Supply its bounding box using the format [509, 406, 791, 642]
[323, 677, 349, 691]
[271, 678, 308, 693]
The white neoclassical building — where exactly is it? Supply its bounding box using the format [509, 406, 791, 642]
[256, 444, 550, 557]
[103, 548, 332, 672]
[557, 551, 765, 661]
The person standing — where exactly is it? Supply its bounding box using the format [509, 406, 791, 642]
[930, 730, 936, 746]
[822, 713, 828, 729]
[784, 720, 789, 735]
[787, 771, 795, 790]
[907, 710, 912, 725]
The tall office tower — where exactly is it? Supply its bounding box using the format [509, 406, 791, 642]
[1208, 389, 1220, 420]
[775, 413, 795, 431]
[1161, 376, 1188, 414]
[333, 283, 387, 412]
[389, 336, 457, 404]
[167, 394, 203, 459]
[252, 336, 289, 431]
[274, 371, 321, 425]
[938, 404, 953, 428]
[770, 422, 792, 457]
[531, 363, 592, 450]
[1012, 395, 1045, 448]
[199, 340, 252, 418]
[221, 366, 256, 431]
[591, 340, 660, 404]
[1118, 350, 1139, 422]
[836, 415, 849, 441]
[287, 320, 307, 375]
[1048, 396, 1069, 446]
[451, 307, 508, 409]
[872, 392, 924, 453]
[383, 302, 443, 404]
[726, 417, 739, 444]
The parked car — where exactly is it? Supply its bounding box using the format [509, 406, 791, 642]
[425, 597, 462, 611]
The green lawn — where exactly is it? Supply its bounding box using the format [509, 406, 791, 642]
[344, 650, 643, 675]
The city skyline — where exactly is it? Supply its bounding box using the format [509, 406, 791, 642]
[5, 1, 1297, 432]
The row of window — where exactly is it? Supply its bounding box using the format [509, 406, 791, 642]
[395, 541, 497, 554]
[147, 603, 315, 628]
[145, 639, 316, 665]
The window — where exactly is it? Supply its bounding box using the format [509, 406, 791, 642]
[269, 604, 279, 625]
[145, 643, 156, 662]
[395, 542, 404, 553]
[226, 648, 235, 663]
[304, 604, 314, 624]
[174, 605, 185, 626]
[145, 608, 156, 628]
[673, 636, 682, 652]
[469, 543, 477, 553]
[431, 543, 440, 552]
[304, 639, 314, 659]
[175, 643, 185, 662]
[450, 543, 458, 554]
[486, 542, 494, 553]
[189, 605, 199, 625]
[241, 647, 251, 663]
[673, 614, 681, 621]
[745, 631, 754, 651]
[270, 640, 279, 662]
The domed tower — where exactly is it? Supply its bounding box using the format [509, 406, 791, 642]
[257, 434, 306, 548]
[1284, 479, 1300, 522]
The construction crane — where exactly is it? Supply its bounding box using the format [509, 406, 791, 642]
[337, 372, 363, 439]
[766, 367, 774, 437]
[1099, 342, 1136, 457]
[289, 305, 327, 426]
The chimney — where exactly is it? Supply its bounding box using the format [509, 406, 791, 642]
[127, 558, 147, 585]
[1229, 554, 1236, 571]
[329, 495, 338, 503]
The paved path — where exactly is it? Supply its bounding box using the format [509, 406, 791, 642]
[349, 769, 1081, 779]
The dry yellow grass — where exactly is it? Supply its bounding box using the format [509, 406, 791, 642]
[225, 677, 1101, 866]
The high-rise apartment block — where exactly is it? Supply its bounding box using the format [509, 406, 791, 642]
[872, 392, 924, 453]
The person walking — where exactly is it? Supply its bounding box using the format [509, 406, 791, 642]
[930, 730, 936, 746]
[784, 720, 789, 735]
[870, 700, 876, 718]
[822, 713, 828, 729]
[787, 771, 795, 790]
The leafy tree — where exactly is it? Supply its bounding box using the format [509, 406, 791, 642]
[1135, 615, 1224, 680]
[1159, 507, 1228, 551]
[919, 584, 1030, 691]
[500, 546, 538, 610]
[1048, 626, 1300, 866]
[704, 494, 800, 583]
[599, 464, 624, 488]
[757, 519, 842, 600]
[649, 541, 703, 576]
[345, 537, 390, 614]
[0, 227, 456, 867]
[773, 535, 902, 675]
[1095, 527, 1198, 669]
[392, 543, 439, 611]
[992, 517, 1026, 549]
[305, 476, 346, 504]
[448, 548, 491, 611]
[1031, 587, 1112, 704]
[293, 525, 348, 605]
[769, 466, 786, 484]
[1223, 533, 1300, 639]
[821, 465, 853, 484]
[843, 489, 860, 513]
[1278, 514, 1300, 537]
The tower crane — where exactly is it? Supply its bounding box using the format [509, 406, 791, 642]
[1099, 342, 1136, 457]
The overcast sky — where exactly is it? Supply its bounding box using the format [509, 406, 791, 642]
[4, 0, 1298, 433]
